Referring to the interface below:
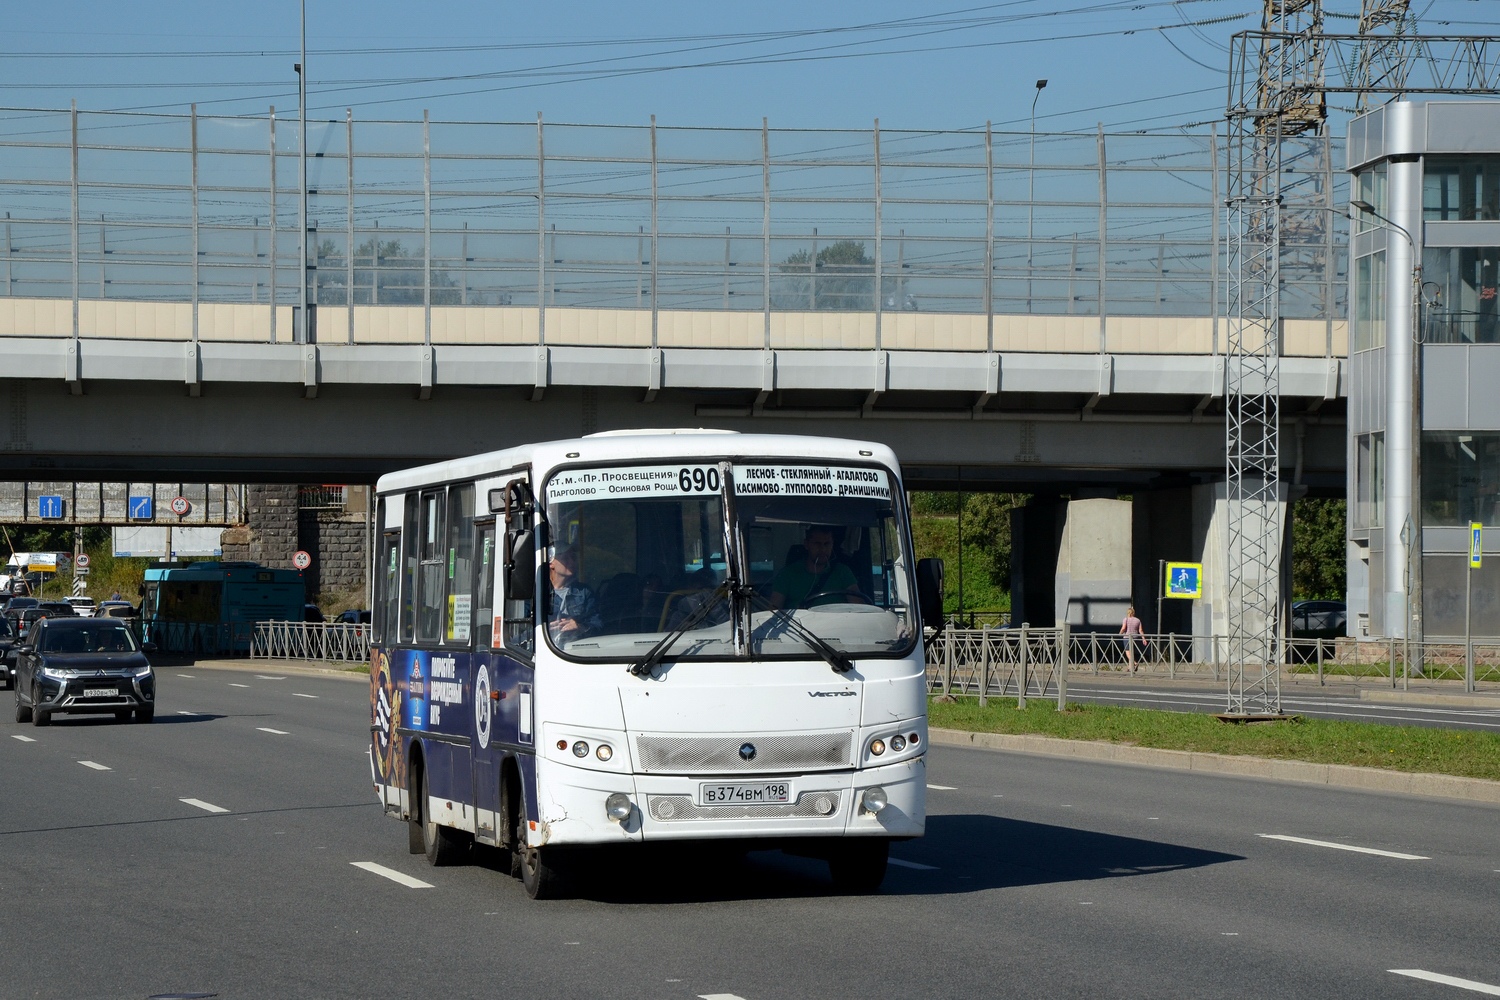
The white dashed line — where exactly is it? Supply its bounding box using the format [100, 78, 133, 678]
[351, 861, 433, 889]
[177, 710, 200, 716]
[889, 858, 939, 870]
[699, 995, 751, 1000]
[926, 784, 956, 791]
[257, 727, 289, 735]
[78, 761, 111, 771]
[292, 693, 318, 699]
[11, 735, 36, 742]
[176, 673, 195, 678]
[1258, 834, 1429, 861]
[229, 683, 251, 688]
[255, 675, 286, 680]
[180, 798, 229, 814]
[1389, 970, 1500, 995]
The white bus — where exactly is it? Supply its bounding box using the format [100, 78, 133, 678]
[369, 429, 941, 898]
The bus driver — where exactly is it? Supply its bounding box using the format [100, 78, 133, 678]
[547, 547, 601, 641]
[770, 525, 861, 609]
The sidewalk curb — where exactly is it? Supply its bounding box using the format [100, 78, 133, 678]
[929, 728, 1500, 806]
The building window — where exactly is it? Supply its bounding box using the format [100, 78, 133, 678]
[1372, 432, 1385, 529]
[1423, 156, 1500, 221]
[1423, 432, 1500, 527]
[1355, 164, 1388, 232]
[1355, 435, 1371, 530]
[1354, 251, 1387, 351]
[1422, 246, 1500, 344]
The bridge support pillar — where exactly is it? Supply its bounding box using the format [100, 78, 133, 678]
[1010, 496, 1132, 635]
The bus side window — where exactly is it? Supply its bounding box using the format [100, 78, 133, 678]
[416, 488, 446, 643]
[401, 494, 420, 643]
[474, 522, 496, 649]
[445, 485, 475, 644]
[375, 529, 400, 646]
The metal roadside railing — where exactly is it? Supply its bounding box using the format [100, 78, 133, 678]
[927, 625, 1070, 708]
[250, 620, 371, 663]
[927, 627, 1500, 699]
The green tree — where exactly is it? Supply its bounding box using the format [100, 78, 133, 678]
[314, 237, 462, 306]
[908, 491, 1026, 612]
[1290, 498, 1347, 601]
[774, 239, 876, 311]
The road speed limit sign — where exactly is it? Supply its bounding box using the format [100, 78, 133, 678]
[170, 496, 191, 515]
[75, 553, 90, 569]
[292, 550, 312, 570]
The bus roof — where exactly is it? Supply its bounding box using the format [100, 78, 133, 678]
[375, 429, 901, 497]
[144, 562, 303, 582]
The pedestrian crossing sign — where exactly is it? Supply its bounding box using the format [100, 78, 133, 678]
[1164, 562, 1202, 599]
[1471, 523, 1483, 570]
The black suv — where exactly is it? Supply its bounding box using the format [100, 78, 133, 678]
[0, 616, 16, 690]
[13, 618, 157, 726]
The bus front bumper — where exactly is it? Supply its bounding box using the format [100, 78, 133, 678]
[531, 754, 925, 846]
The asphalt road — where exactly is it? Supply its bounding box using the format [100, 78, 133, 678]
[2, 665, 1498, 1000]
[1064, 679, 1500, 731]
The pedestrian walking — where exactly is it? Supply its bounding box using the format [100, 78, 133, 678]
[1119, 605, 1144, 672]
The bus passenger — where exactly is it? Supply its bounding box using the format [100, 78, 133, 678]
[770, 525, 860, 609]
[547, 547, 601, 641]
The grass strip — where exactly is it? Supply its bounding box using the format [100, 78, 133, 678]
[929, 696, 1500, 783]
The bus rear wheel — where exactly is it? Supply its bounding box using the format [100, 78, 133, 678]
[412, 761, 468, 866]
[828, 839, 889, 894]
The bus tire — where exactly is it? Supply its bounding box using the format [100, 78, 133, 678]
[415, 765, 469, 867]
[827, 839, 889, 894]
[520, 844, 559, 900]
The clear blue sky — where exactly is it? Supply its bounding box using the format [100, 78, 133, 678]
[3, 1, 1496, 131]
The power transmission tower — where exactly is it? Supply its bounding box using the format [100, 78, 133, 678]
[1223, 1, 1327, 718]
[1356, 0, 1413, 111]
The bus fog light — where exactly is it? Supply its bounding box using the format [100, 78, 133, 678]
[890, 735, 907, 752]
[605, 793, 632, 821]
[869, 739, 886, 756]
[812, 795, 836, 816]
[572, 740, 589, 758]
[860, 787, 889, 814]
[595, 743, 613, 761]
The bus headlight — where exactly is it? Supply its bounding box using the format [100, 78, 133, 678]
[595, 743, 613, 762]
[860, 787, 889, 814]
[869, 738, 886, 756]
[571, 741, 590, 758]
[605, 792, 632, 822]
[890, 735, 907, 752]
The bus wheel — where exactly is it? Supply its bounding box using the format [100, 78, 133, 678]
[406, 773, 425, 855]
[520, 844, 559, 900]
[416, 771, 469, 867]
[827, 839, 889, 894]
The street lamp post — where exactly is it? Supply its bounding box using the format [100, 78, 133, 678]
[1028, 79, 1047, 314]
[1352, 198, 1423, 658]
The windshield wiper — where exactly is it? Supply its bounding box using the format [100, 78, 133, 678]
[744, 588, 853, 674]
[627, 582, 733, 678]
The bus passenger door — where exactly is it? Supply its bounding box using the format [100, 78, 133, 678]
[470, 519, 505, 845]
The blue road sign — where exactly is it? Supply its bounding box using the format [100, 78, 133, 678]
[1164, 561, 1203, 599]
[37, 495, 63, 519]
[1471, 522, 1483, 570]
[129, 495, 154, 520]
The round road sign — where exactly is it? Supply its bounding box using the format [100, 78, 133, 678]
[75, 553, 90, 569]
[170, 496, 191, 516]
[292, 550, 312, 570]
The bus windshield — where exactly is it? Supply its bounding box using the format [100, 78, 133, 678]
[542, 461, 916, 662]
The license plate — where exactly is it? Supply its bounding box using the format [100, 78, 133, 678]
[83, 688, 119, 698]
[699, 781, 790, 806]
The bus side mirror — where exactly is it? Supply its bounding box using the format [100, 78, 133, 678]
[915, 558, 944, 631]
[506, 528, 535, 602]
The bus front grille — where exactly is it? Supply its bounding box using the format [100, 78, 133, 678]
[634, 731, 852, 773]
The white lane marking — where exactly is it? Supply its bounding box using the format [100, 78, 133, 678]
[1258, 834, 1429, 861]
[257, 727, 289, 735]
[1390, 970, 1500, 995]
[351, 861, 433, 889]
[180, 798, 229, 814]
[11, 734, 36, 742]
[176, 673, 195, 678]
[229, 683, 251, 688]
[78, 761, 111, 771]
[292, 693, 318, 699]
[889, 858, 939, 870]
[255, 675, 286, 680]
[177, 710, 200, 716]
[699, 995, 751, 1000]
[927, 784, 956, 790]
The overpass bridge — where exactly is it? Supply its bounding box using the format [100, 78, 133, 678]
[0, 106, 1348, 488]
